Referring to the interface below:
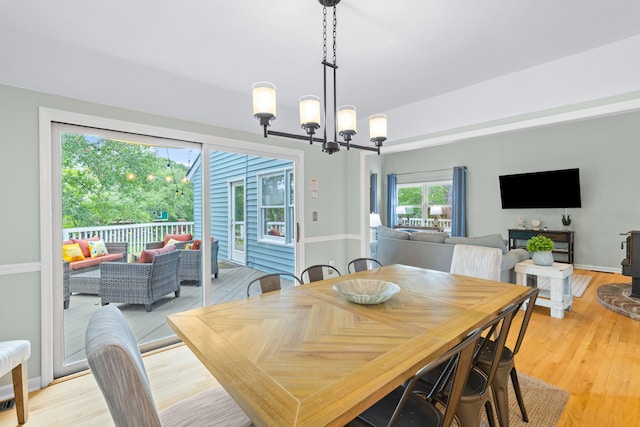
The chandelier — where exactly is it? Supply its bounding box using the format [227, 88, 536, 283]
[252, 0, 387, 155]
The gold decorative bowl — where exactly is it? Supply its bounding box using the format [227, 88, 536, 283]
[333, 279, 400, 305]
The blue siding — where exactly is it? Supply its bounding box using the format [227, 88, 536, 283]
[192, 151, 295, 275]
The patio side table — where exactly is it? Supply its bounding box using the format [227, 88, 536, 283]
[515, 259, 573, 318]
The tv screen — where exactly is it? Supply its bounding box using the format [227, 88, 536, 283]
[499, 168, 582, 209]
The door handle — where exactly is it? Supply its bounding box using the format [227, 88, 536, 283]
[296, 222, 300, 243]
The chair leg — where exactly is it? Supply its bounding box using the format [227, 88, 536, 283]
[485, 400, 497, 427]
[490, 365, 510, 427]
[510, 367, 529, 422]
[12, 363, 28, 424]
[145, 304, 152, 312]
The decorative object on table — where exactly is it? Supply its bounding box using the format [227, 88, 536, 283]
[531, 219, 541, 231]
[526, 235, 555, 266]
[562, 213, 572, 231]
[333, 279, 400, 304]
[518, 216, 526, 229]
[395, 206, 407, 225]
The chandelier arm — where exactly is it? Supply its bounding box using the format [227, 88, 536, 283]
[267, 130, 325, 144]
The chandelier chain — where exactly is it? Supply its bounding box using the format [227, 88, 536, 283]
[332, 6, 337, 65]
[322, 6, 327, 62]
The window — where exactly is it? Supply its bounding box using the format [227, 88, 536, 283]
[397, 181, 452, 230]
[258, 169, 294, 244]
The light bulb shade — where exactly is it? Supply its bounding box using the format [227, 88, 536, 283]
[299, 95, 321, 128]
[395, 206, 406, 215]
[252, 82, 276, 119]
[430, 206, 443, 216]
[337, 105, 357, 135]
[370, 213, 382, 228]
[369, 114, 387, 144]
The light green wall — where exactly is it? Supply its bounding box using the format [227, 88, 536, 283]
[381, 110, 640, 271]
[0, 83, 355, 386]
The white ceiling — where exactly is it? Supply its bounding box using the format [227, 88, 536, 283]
[2, 0, 640, 143]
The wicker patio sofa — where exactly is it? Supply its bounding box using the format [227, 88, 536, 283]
[99, 250, 180, 312]
[145, 239, 219, 285]
[64, 241, 128, 274]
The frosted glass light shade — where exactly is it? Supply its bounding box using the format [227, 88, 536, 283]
[299, 95, 321, 127]
[430, 206, 443, 216]
[370, 213, 382, 228]
[369, 114, 387, 143]
[252, 82, 276, 119]
[337, 105, 357, 135]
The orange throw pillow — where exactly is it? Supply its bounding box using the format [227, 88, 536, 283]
[139, 244, 176, 263]
[191, 240, 201, 250]
[163, 233, 192, 247]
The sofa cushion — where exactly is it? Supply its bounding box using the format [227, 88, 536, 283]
[139, 244, 177, 263]
[410, 231, 449, 243]
[72, 236, 101, 258]
[163, 234, 193, 247]
[444, 234, 507, 253]
[69, 253, 124, 270]
[63, 243, 85, 262]
[377, 226, 410, 240]
[88, 240, 109, 258]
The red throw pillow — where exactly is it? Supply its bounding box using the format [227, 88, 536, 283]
[191, 240, 201, 250]
[72, 236, 101, 258]
[139, 245, 176, 263]
[163, 233, 193, 247]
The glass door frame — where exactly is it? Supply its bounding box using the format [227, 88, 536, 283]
[229, 179, 246, 264]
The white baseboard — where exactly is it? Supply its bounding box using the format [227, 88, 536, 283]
[0, 377, 41, 403]
[575, 264, 622, 274]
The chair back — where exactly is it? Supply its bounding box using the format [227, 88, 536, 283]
[347, 258, 383, 273]
[512, 287, 540, 356]
[85, 305, 162, 427]
[247, 272, 302, 297]
[149, 250, 180, 295]
[301, 264, 341, 283]
[450, 244, 502, 281]
[473, 302, 519, 391]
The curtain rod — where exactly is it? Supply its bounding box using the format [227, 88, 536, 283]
[395, 167, 453, 176]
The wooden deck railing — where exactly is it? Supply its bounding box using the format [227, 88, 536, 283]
[63, 222, 195, 255]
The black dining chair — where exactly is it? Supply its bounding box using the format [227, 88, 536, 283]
[300, 264, 341, 284]
[347, 257, 383, 274]
[475, 287, 540, 427]
[246, 272, 302, 297]
[347, 327, 483, 427]
[417, 302, 520, 427]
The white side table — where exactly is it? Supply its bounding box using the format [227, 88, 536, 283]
[515, 259, 573, 319]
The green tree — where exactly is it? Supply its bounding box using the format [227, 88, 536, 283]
[61, 133, 193, 227]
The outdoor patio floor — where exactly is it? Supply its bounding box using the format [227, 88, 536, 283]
[63, 262, 267, 364]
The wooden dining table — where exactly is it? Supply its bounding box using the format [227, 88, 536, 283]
[167, 264, 529, 427]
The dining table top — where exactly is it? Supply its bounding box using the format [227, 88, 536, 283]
[167, 264, 529, 427]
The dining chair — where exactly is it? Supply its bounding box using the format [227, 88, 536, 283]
[450, 244, 503, 281]
[0, 340, 31, 425]
[300, 264, 342, 284]
[347, 327, 482, 427]
[417, 302, 519, 427]
[85, 305, 253, 427]
[347, 257, 383, 274]
[475, 287, 540, 427]
[246, 272, 302, 297]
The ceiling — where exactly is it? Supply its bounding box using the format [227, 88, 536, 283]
[2, 0, 640, 144]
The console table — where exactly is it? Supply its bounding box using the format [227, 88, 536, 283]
[508, 228, 575, 264]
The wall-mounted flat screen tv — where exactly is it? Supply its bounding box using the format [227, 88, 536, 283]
[499, 168, 582, 209]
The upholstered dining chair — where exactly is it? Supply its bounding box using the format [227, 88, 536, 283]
[86, 305, 253, 427]
[347, 327, 482, 427]
[476, 287, 540, 427]
[417, 302, 519, 427]
[300, 264, 342, 284]
[246, 273, 302, 297]
[347, 257, 383, 274]
[450, 244, 503, 281]
[0, 340, 30, 425]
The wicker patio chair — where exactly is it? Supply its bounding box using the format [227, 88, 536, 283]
[146, 239, 219, 284]
[99, 250, 180, 312]
[63, 261, 70, 309]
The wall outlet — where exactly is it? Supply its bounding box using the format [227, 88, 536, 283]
[312, 211, 318, 221]
[328, 259, 335, 274]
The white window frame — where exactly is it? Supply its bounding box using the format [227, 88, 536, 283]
[257, 168, 294, 245]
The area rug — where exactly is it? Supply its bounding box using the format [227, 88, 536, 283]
[597, 283, 640, 321]
[535, 274, 592, 297]
[477, 373, 569, 427]
[218, 260, 243, 269]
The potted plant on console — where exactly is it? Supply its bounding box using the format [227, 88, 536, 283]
[527, 235, 555, 266]
[562, 214, 572, 231]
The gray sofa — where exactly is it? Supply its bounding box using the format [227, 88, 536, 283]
[373, 227, 529, 283]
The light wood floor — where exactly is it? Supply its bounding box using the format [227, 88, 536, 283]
[1, 269, 638, 426]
